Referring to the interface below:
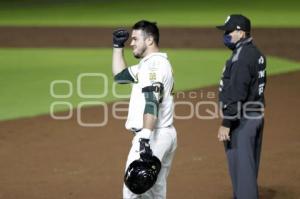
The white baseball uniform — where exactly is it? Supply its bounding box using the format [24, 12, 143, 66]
[123, 52, 177, 199]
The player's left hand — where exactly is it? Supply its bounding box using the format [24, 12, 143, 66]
[135, 129, 153, 161]
[218, 126, 230, 141]
[139, 138, 153, 161]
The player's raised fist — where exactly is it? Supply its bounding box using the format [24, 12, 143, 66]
[113, 28, 129, 48]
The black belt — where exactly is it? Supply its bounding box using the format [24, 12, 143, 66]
[130, 125, 172, 133]
[131, 128, 142, 133]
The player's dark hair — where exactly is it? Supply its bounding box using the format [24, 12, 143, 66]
[132, 20, 159, 45]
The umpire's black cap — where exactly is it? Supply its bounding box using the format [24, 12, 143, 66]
[216, 14, 251, 32]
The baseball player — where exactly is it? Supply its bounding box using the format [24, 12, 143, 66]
[216, 15, 267, 199]
[112, 20, 177, 199]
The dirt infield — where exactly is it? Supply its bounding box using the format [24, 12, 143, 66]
[1, 27, 300, 61]
[0, 71, 300, 199]
[0, 27, 300, 198]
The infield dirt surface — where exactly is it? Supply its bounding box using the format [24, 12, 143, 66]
[0, 27, 299, 199]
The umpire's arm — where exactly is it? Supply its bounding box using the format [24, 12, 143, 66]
[222, 58, 252, 128]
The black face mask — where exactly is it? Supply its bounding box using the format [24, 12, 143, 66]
[223, 33, 236, 50]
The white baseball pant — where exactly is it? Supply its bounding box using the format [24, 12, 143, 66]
[123, 125, 177, 199]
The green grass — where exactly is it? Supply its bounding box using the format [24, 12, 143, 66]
[0, 48, 299, 121]
[0, 0, 300, 27]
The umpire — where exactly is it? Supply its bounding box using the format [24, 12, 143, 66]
[216, 14, 266, 199]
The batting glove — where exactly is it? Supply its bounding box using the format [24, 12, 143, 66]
[112, 28, 129, 48]
[137, 129, 153, 161]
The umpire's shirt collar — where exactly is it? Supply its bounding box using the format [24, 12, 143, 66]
[236, 37, 253, 49]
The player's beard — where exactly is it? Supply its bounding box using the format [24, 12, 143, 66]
[133, 44, 147, 59]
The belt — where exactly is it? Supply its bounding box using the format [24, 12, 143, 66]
[130, 128, 142, 133]
[130, 125, 173, 133]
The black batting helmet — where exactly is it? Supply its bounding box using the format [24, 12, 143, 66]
[124, 156, 161, 194]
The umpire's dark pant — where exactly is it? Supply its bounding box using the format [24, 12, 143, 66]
[225, 113, 264, 199]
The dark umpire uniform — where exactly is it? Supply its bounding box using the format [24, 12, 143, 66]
[217, 15, 267, 199]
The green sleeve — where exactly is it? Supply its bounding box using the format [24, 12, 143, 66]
[114, 68, 135, 84]
[144, 92, 159, 117]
